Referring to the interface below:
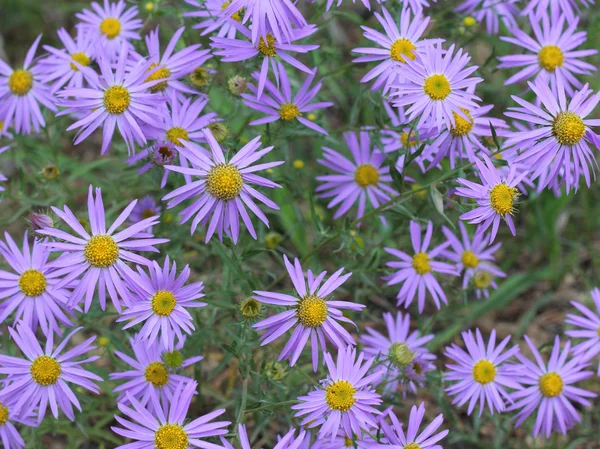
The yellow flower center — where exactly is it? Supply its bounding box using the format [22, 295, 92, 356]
[489, 183, 519, 216]
[100, 17, 121, 39]
[450, 109, 474, 136]
[142, 208, 156, 219]
[103, 85, 131, 114]
[144, 362, 169, 387]
[390, 38, 417, 63]
[388, 342, 416, 367]
[164, 350, 184, 369]
[552, 111, 586, 146]
[30, 356, 61, 386]
[344, 436, 353, 447]
[405, 444, 421, 449]
[70, 52, 91, 71]
[84, 235, 119, 268]
[412, 252, 431, 275]
[400, 131, 418, 148]
[189, 67, 210, 87]
[474, 270, 492, 289]
[539, 372, 563, 397]
[154, 424, 189, 449]
[152, 291, 177, 316]
[146, 63, 171, 93]
[461, 250, 479, 269]
[18, 269, 47, 297]
[279, 103, 301, 120]
[464, 16, 477, 27]
[538, 45, 564, 72]
[0, 403, 8, 425]
[354, 164, 379, 188]
[413, 361, 422, 375]
[8, 70, 33, 96]
[205, 164, 244, 201]
[423, 74, 451, 101]
[325, 380, 356, 412]
[472, 359, 496, 384]
[258, 34, 277, 57]
[166, 127, 189, 146]
[297, 294, 328, 327]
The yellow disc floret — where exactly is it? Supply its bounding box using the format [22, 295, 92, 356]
[354, 164, 379, 188]
[100, 17, 121, 39]
[489, 183, 519, 216]
[103, 85, 131, 114]
[450, 109, 474, 137]
[279, 103, 301, 120]
[539, 372, 563, 397]
[146, 63, 171, 93]
[325, 380, 356, 412]
[206, 164, 244, 201]
[461, 250, 479, 269]
[412, 252, 431, 275]
[145, 362, 169, 387]
[154, 424, 189, 449]
[297, 295, 328, 327]
[30, 356, 61, 386]
[258, 34, 277, 57]
[152, 291, 177, 316]
[166, 127, 189, 146]
[18, 269, 47, 297]
[404, 443, 422, 449]
[552, 111, 586, 146]
[390, 38, 417, 63]
[9, 70, 33, 96]
[70, 52, 91, 71]
[538, 45, 564, 72]
[0, 402, 8, 425]
[423, 74, 451, 101]
[472, 359, 496, 384]
[84, 235, 119, 268]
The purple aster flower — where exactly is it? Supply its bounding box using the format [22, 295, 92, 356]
[76, 0, 142, 59]
[112, 379, 230, 449]
[507, 336, 597, 438]
[129, 195, 161, 233]
[390, 43, 482, 130]
[37, 185, 168, 313]
[441, 222, 506, 298]
[497, 11, 597, 96]
[242, 63, 332, 135]
[361, 312, 436, 396]
[253, 255, 364, 371]
[163, 129, 283, 243]
[505, 79, 600, 193]
[57, 42, 167, 155]
[126, 142, 179, 189]
[211, 24, 318, 98]
[184, 0, 241, 39]
[456, 0, 520, 35]
[455, 155, 529, 242]
[371, 403, 449, 449]
[39, 27, 96, 92]
[444, 328, 522, 416]
[522, 0, 594, 22]
[352, 7, 440, 92]
[565, 287, 600, 374]
[131, 26, 212, 97]
[316, 131, 397, 225]
[117, 256, 207, 351]
[0, 392, 35, 449]
[221, 424, 307, 449]
[110, 335, 200, 409]
[423, 103, 509, 170]
[383, 220, 458, 312]
[292, 346, 383, 441]
[0, 231, 74, 337]
[0, 35, 57, 135]
[0, 323, 101, 425]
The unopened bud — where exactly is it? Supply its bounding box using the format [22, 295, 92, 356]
[228, 75, 247, 96]
[29, 213, 54, 231]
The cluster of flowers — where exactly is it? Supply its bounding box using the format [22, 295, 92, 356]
[0, 0, 600, 447]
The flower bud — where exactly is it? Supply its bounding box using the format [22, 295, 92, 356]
[29, 213, 54, 231]
[228, 75, 247, 96]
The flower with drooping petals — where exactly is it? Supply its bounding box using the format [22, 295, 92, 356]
[126, 142, 179, 189]
[383, 220, 459, 312]
[565, 287, 600, 374]
[37, 185, 168, 312]
[117, 256, 206, 351]
[76, 0, 142, 58]
[112, 379, 230, 449]
[163, 129, 283, 243]
[455, 155, 529, 242]
[0, 35, 57, 135]
[0, 324, 102, 425]
[505, 78, 600, 193]
[253, 255, 363, 371]
[444, 328, 522, 416]
[498, 11, 597, 96]
[293, 346, 383, 441]
[243, 63, 332, 135]
[456, 0, 520, 35]
[0, 231, 74, 337]
[316, 131, 397, 225]
[508, 336, 597, 438]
